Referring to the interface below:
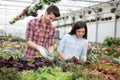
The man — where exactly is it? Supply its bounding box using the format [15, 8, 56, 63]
[24, 5, 60, 60]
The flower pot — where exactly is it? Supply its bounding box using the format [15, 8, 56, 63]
[115, 15, 120, 19]
[111, 8, 116, 13]
[97, 8, 103, 12]
[36, 4, 43, 10]
[62, 17, 65, 20]
[32, 12, 38, 17]
[66, 16, 69, 19]
[86, 20, 90, 23]
[108, 16, 112, 20]
[79, 15, 83, 18]
[72, 17, 75, 20]
[96, 17, 100, 21]
[105, 17, 109, 21]
[101, 18, 105, 21]
[88, 11, 92, 14]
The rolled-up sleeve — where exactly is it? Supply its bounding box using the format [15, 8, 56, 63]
[81, 40, 88, 61]
[26, 20, 34, 41]
[48, 27, 56, 47]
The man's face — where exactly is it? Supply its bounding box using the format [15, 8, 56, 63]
[45, 12, 56, 24]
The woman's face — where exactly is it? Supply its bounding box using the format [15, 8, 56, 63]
[45, 12, 56, 24]
[75, 28, 85, 38]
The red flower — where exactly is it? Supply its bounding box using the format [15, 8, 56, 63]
[105, 47, 111, 51]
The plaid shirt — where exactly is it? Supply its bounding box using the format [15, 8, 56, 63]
[24, 17, 56, 58]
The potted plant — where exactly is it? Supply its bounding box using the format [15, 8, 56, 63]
[96, 17, 100, 21]
[59, 18, 61, 20]
[111, 7, 116, 13]
[62, 17, 65, 20]
[31, 12, 38, 17]
[115, 15, 120, 19]
[54, 19, 58, 21]
[35, 3, 43, 10]
[97, 8, 103, 12]
[66, 16, 69, 19]
[88, 10, 92, 14]
[72, 17, 75, 20]
[105, 17, 109, 21]
[93, 19, 96, 22]
[101, 18, 105, 21]
[79, 15, 83, 18]
[86, 20, 90, 23]
[108, 16, 112, 20]
[85, 20, 88, 23]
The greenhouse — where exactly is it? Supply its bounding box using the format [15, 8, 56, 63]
[0, 0, 120, 80]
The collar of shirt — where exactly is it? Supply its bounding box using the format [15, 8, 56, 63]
[73, 34, 82, 40]
[38, 15, 52, 28]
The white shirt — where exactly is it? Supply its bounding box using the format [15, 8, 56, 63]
[57, 34, 88, 61]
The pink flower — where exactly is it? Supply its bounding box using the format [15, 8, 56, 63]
[117, 48, 120, 53]
[101, 56, 111, 63]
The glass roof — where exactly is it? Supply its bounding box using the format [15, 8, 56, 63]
[0, 0, 112, 14]
[0, 0, 112, 25]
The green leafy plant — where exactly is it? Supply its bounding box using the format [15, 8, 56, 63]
[103, 36, 120, 47]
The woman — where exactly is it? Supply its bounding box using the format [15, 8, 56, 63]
[57, 21, 88, 61]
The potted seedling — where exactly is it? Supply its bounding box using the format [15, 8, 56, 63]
[101, 18, 105, 21]
[66, 16, 69, 19]
[108, 16, 112, 20]
[97, 8, 103, 12]
[79, 15, 83, 18]
[96, 17, 100, 21]
[115, 15, 120, 19]
[111, 7, 116, 13]
[105, 17, 109, 21]
[72, 17, 75, 20]
[88, 10, 92, 14]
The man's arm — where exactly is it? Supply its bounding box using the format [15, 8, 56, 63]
[26, 41, 39, 50]
[26, 19, 39, 50]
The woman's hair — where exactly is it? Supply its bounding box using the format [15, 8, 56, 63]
[46, 5, 60, 17]
[69, 21, 88, 39]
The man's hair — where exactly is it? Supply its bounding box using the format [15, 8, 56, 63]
[46, 5, 60, 17]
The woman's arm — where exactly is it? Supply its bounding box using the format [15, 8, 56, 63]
[80, 40, 88, 61]
[57, 34, 68, 60]
[58, 51, 67, 60]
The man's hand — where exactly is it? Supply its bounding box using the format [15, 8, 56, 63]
[37, 46, 48, 59]
[37, 46, 54, 60]
[46, 52, 54, 60]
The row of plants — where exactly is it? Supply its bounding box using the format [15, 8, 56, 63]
[0, 66, 72, 80]
[0, 36, 120, 80]
[0, 33, 25, 43]
[56, 15, 120, 28]
[87, 36, 120, 63]
[85, 7, 117, 15]
[0, 56, 120, 80]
